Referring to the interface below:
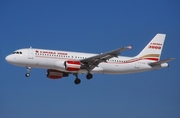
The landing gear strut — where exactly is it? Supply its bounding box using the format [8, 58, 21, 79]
[25, 67, 31, 77]
[73, 73, 81, 85]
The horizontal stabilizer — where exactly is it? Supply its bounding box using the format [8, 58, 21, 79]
[149, 58, 175, 67]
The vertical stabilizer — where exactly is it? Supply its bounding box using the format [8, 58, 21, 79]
[136, 34, 166, 61]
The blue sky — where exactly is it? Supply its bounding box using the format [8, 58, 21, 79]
[0, 0, 180, 118]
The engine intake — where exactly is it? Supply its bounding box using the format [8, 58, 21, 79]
[64, 60, 81, 71]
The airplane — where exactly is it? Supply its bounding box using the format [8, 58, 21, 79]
[5, 34, 174, 84]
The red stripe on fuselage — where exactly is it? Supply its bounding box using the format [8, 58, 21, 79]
[142, 58, 159, 61]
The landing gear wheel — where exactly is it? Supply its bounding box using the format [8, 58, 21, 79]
[74, 78, 81, 85]
[26, 67, 31, 77]
[25, 73, 30, 77]
[86, 73, 93, 80]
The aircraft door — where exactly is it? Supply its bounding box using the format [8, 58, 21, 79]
[28, 48, 34, 59]
[135, 62, 140, 69]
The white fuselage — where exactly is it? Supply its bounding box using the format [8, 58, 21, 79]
[5, 48, 167, 74]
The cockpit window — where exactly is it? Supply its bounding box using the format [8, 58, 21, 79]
[13, 51, 22, 54]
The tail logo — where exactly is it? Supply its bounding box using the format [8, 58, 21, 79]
[148, 45, 161, 49]
[148, 42, 162, 50]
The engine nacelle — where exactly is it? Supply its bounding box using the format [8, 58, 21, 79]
[64, 60, 81, 71]
[47, 69, 68, 79]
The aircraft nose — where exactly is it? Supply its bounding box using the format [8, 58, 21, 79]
[5, 55, 13, 63]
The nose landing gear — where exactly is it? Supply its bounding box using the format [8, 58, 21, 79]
[25, 67, 31, 77]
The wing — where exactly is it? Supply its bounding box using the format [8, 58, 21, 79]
[149, 58, 175, 67]
[80, 46, 132, 69]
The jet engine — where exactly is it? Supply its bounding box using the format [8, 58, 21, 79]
[47, 69, 69, 79]
[64, 60, 81, 71]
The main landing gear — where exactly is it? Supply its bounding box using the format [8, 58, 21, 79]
[73, 73, 93, 85]
[73, 73, 81, 85]
[25, 67, 31, 77]
[86, 73, 93, 80]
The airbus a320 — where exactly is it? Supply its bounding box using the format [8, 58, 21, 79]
[5, 34, 174, 84]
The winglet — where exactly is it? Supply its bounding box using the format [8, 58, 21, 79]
[125, 45, 133, 50]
